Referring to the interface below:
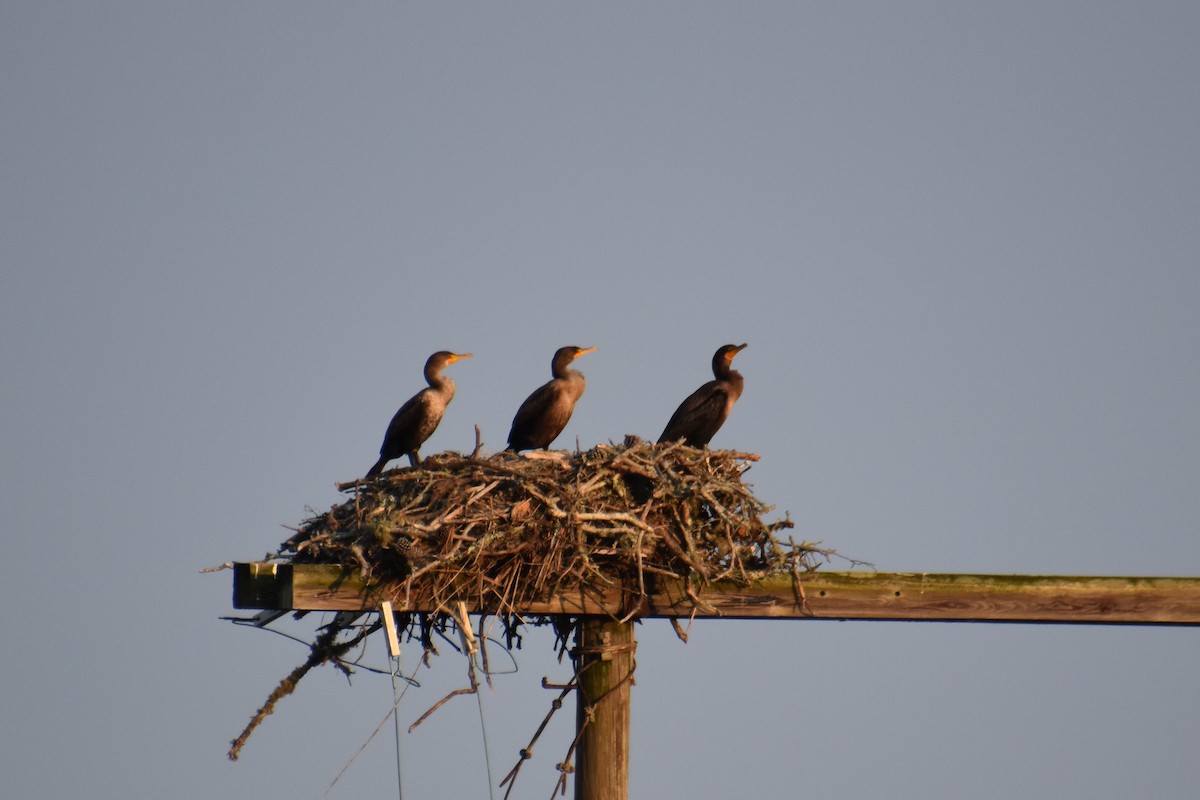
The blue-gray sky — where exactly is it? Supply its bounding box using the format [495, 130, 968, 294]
[3, 3, 1198, 798]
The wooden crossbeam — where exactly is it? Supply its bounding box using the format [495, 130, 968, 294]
[232, 562, 1200, 625]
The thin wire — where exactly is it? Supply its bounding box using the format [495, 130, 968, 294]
[325, 657, 425, 796]
[227, 617, 408, 678]
[390, 653, 405, 800]
[471, 652, 498, 800]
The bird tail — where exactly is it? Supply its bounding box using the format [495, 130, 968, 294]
[365, 458, 388, 478]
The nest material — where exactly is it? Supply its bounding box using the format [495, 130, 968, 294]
[279, 437, 817, 615]
[232, 438, 825, 761]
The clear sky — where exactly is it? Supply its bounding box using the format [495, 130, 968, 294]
[3, 3, 1199, 798]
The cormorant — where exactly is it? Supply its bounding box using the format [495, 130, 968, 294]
[507, 345, 597, 451]
[658, 343, 747, 447]
[366, 350, 472, 477]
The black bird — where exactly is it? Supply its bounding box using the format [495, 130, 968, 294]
[366, 351, 472, 477]
[507, 345, 597, 451]
[658, 343, 747, 447]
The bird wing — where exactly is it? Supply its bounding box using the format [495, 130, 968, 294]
[508, 381, 564, 446]
[380, 389, 433, 458]
[659, 380, 730, 444]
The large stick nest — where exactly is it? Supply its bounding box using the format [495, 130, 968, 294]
[230, 437, 830, 762]
[278, 437, 821, 616]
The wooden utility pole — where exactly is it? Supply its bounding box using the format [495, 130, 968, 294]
[231, 564, 1200, 798]
[574, 618, 634, 800]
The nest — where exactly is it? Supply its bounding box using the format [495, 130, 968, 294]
[231, 437, 829, 763]
[280, 436, 820, 615]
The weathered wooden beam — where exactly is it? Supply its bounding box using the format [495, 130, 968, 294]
[232, 563, 1200, 625]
